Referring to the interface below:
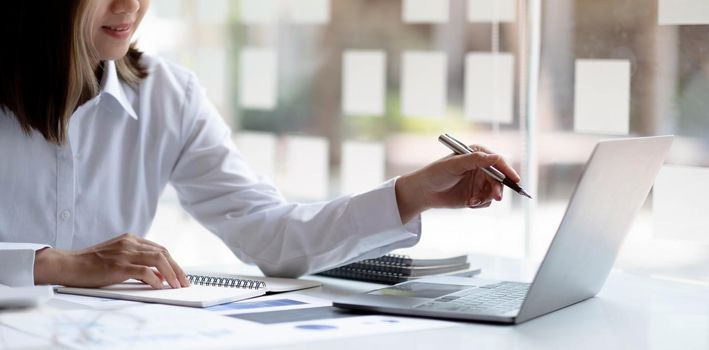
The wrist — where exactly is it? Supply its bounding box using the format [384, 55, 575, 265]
[33, 248, 69, 285]
[395, 173, 429, 224]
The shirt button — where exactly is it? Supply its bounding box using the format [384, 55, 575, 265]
[60, 210, 72, 220]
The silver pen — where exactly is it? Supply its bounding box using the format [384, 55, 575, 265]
[438, 133, 532, 199]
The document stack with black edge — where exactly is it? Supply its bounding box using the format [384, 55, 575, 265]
[316, 251, 479, 284]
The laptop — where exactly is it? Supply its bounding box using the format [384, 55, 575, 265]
[333, 136, 673, 324]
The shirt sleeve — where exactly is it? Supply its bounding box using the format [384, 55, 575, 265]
[0, 243, 49, 286]
[169, 75, 422, 278]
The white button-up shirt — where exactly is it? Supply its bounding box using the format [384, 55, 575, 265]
[0, 56, 420, 286]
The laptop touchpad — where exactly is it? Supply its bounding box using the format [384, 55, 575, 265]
[369, 282, 471, 299]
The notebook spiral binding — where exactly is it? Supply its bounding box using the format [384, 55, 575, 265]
[315, 254, 413, 284]
[186, 274, 266, 290]
[319, 266, 407, 284]
[361, 254, 409, 266]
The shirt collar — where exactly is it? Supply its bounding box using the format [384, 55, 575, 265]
[99, 60, 139, 120]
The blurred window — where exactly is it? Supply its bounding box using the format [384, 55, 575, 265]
[140, 0, 708, 284]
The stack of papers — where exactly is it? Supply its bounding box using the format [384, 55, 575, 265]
[0, 294, 457, 349]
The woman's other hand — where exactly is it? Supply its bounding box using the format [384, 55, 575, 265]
[395, 145, 521, 224]
[33, 233, 190, 289]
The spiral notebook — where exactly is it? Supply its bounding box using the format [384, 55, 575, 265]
[353, 253, 468, 268]
[57, 272, 320, 308]
[317, 253, 478, 284]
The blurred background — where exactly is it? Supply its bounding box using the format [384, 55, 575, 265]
[140, 0, 709, 284]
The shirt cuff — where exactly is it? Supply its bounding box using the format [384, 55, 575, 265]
[349, 177, 422, 257]
[0, 244, 50, 286]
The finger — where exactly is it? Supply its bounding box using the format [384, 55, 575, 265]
[152, 251, 181, 289]
[167, 255, 190, 287]
[469, 200, 492, 209]
[139, 241, 190, 287]
[482, 180, 492, 199]
[163, 253, 189, 287]
[127, 265, 164, 289]
[468, 145, 521, 183]
[447, 152, 501, 175]
[469, 197, 481, 207]
[133, 250, 180, 289]
[477, 180, 502, 202]
[468, 144, 494, 154]
[491, 181, 503, 201]
[469, 175, 501, 205]
[100, 232, 137, 247]
[491, 156, 521, 183]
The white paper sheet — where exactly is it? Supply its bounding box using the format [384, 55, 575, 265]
[401, 51, 448, 118]
[287, 0, 330, 24]
[283, 136, 329, 200]
[233, 132, 278, 181]
[341, 141, 386, 195]
[468, 0, 516, 22]
[264, 314, 456, 344]
[239, 48, 278, 110]
[403, 0, 450, 23]
[53, 293, 141, 310]
[0, 304, 260, 350]
[573, 59, 630, 135]
[0, 324, 51, 349]
[206, 293, 331, 316]
[465, 52, 515, 124]
[658, 0, 709, 25]
[0, 302, 456, 349]
[239, 0, 279, 24]
[653, 166, 709, 244]
[342, 50, 386, 116]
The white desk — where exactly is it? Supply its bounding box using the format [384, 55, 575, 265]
[5, 261, 709, 350]
[290, 271, 709, 350]
[194, 256, 709, 350]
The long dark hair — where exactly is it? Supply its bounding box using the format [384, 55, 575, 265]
[0, 0, 147, 145]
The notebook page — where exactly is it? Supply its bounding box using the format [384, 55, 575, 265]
[58, 282, 265, 308]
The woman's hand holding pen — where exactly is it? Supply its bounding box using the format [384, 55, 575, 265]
[395, 144, 521, 224]
[33, 233, 190, 289]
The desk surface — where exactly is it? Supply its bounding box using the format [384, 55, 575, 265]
[26, 259, 709, 350]
[189, 256, 709, 350]
[292, 271, 708, 350]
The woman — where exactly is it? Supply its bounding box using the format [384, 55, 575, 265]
[0, 0, 519, 289]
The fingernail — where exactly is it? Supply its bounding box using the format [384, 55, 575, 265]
[470, 199, 481, 207]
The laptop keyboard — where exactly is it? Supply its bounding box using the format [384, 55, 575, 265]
[414, 281, 530, 315]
